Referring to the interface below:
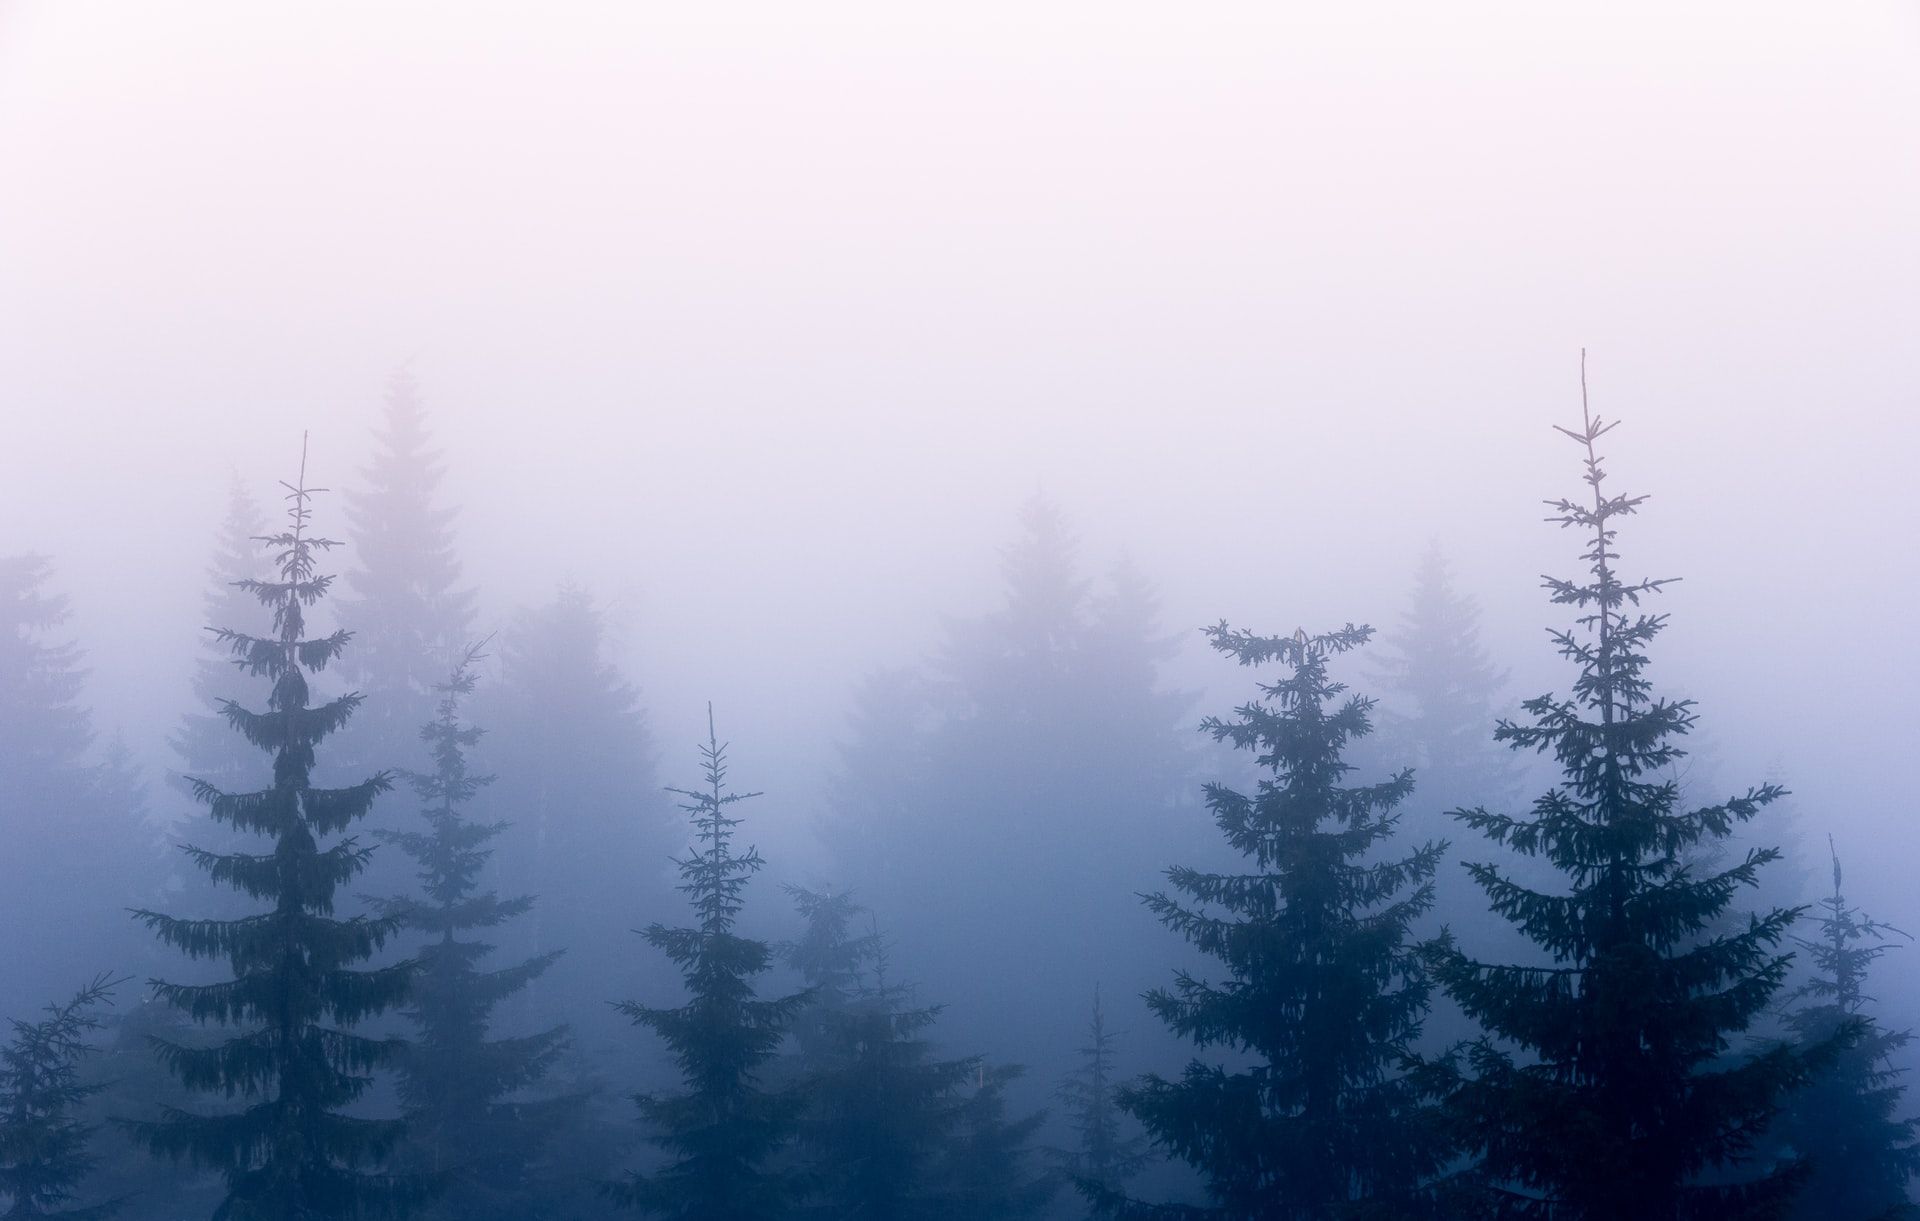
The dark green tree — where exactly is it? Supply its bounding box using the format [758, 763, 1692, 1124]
[129, 441, 423, 1220]
[783, 887, 976, 1221]
[0, 976, 122, 1220]
[337, 370, 477, 777]
[376, 643, 580, 1220]
[1765, 841, 1917, 1220]
[1112, 623, 1448, 1220]
[609, 711, 805, 1220]
[1051, 987, 1149, 1209]
[1427, 383, 1824, 1219]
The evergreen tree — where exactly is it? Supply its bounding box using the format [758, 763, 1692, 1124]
[827, 496, 1197, 1071]
[129, 441, 423, 1220]
[1111, 623, 1448, 1221]
[1766, 840, 1918, 1220]
[609, 711, 805, 1220]
[0, 976, 122, 1220]
[0, 557, 160, 1015]
[1368, 541, 1522, 815]
[172, 477, 272, 801]
[937, 1063, 1054, 1221]
[1051, 987, 1149, 1208]
[482, 583, 666, 1024]
[337, 370, 477, 778]
[375, 644, 577, 1220]
[783, 887, 976, 1221]
[1427, 384, 1824, 1219]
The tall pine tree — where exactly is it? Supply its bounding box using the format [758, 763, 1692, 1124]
[609, 711, 805, 1220]
[376, 643, 578, 1221]
[1112, 623, 1448, 1220]
[1764, 840, 1917, 1220]
[1428, 376, 1822, 1219]
[1051, 987, 1150, 1210]
[337, 370, 477, 779]
[0, 976, 122, 1220]
[130, 440, 422, 1220]
[783, 887, 977, 1221]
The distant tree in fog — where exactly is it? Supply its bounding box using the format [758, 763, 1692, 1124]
[0, 975, 121, 1219]
[337, 370, 477, 777]
[608, 712, 805, 1220]
[1368, 540, 1521, 815]
[375, 644, 582, 1220]
[935, 1063, 1055, 1221]
[1763, 840, 1918, 1220]
[1107, 623, 1449, 1220]
[1427, 394, 1826, 1218]
[783, 886, 976, 1221]
[0, 557, 163, 1011]
[483, 583, 667, 984]
[171, 476, 271, 800]
[826, 495, 1196, 1066]
[129, 445, 424, 1219]
[1050, 987, 1149, 1210]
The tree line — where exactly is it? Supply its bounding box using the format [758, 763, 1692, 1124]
[1, 368, 1913, 1220]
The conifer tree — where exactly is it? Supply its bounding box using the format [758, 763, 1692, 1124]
[172, 478, 272, 800]
[482, 584, 666, 1006]
[1428, 376, 1822, 1219]
[783, 887, 976, 1221]
[338, 370, 477, 775]
[1111, 623, 1448, 1220]
[0, 976, 122, 1220]
[1051, 987, 1149, 1208]
[375, 643, 576, 1220]
[609, 711, 805, 1220]
[1765, 841, 1918, 1220]
[937, 1064, 1054, 1221]
[129, 440, 422, 1220]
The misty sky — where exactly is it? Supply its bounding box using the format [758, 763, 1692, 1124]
[1, 3, 1916, 926]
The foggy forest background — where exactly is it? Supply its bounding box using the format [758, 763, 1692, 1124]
[2, 3, 1917, 1219]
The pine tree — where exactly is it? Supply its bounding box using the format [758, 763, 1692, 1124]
[0, 976, 123, 1220]
[827, 496, 1196, 1071]
[1051, 987, 1149, 1208]
[1766, 840, 1918, 1220]
[783, 888, 976, 1221]
[1111, 623, 1448, 1220]
[375, 643, 577, 1220]
[172, 477, 273, 801]
[129, 440, 423, 1220]
[1427, 375, 1823, 1219]
[482, 584, 666, 1007]
[0, 558, 160, 1015]
[609, 710, 805, 1220]
[1368, 541, 1521, 815]
[937, 1063, 1054, 1221]
[337, 370, 477, 777]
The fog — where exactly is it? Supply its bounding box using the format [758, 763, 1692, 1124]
[1, 3, 1917, 1217]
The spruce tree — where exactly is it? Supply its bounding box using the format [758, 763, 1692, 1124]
[337, 370, 477, 776]
[0, 976, 122, 1220]
[936, 1063, 1054, 1221]
[1765, 841, 1917, 1220]
[129, 441, 422, 1220]
[609, 711, 805, 1220]
[1427, 380, 1821, 1219]
[783, 888, 976, 1221]
[1112, 623, 1448, 1220]
[1051, 987, 1149, 1208]
[172, 477, 272, 801]
[375, 644, 576, 1220]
